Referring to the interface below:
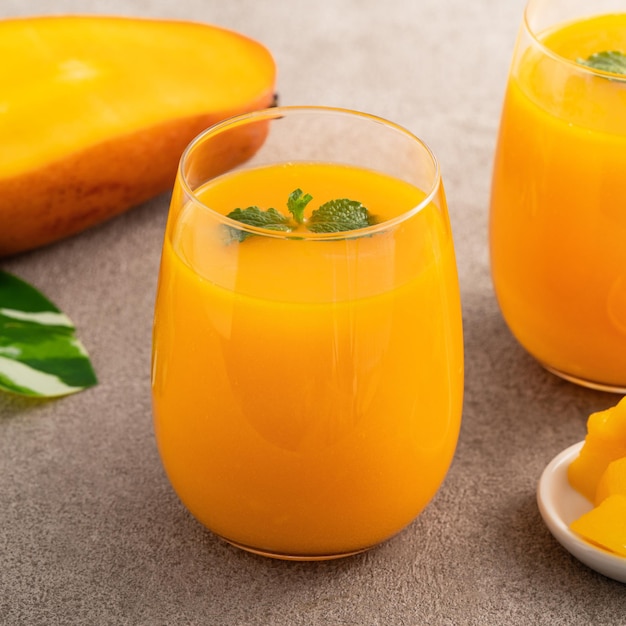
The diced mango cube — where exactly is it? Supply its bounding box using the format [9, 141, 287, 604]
[595, 456, 626, 506]
[570, 494, 626, 557]
[568, 396, 626, 502]
[587, 397, 626, 442]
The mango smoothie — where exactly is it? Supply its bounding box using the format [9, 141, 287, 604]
[151, 161, 464, 558]
[490, 14, 626, 389]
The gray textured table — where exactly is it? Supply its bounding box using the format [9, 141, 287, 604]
[2, 1, 626, 624]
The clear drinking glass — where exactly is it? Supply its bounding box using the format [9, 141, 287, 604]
[490, 0, 626, 392]
[151, 106, 464, 560]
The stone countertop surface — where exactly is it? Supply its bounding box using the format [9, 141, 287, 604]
[2, 1, 626, 624]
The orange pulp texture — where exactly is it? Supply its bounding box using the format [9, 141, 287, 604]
[151, 162, 464, 557]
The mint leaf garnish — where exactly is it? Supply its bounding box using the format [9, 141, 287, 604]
[577, 50, 626, 75]
[308, 198, 375, 233]
[0, 270, 98, 398]
[226, 206, 292, 241]
[227, 206, 291, 230]
[287, 188, 313, 224]
[226, 190, 374, 240]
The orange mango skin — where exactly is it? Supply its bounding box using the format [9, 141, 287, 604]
[0, 16, 276, 257]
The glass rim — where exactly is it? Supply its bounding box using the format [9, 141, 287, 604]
[177, 105, 442, 242]
[522, 3, 626, 82]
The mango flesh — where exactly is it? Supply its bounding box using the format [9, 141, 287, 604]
[570, 495, 626, 557]
[568, 396, 626, 556]
[0, 15, 276, 256]
[595, 456, 626, 506]
[567, 396, 626, 502]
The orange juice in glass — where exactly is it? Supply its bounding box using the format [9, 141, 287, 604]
[490, 0, 626, 392]
[151, 106, 464, 560]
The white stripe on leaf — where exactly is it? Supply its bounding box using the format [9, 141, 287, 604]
[0, 308, 74, 328]
[0, 355, 84, 397]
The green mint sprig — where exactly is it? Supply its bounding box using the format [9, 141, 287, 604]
[287, 188, 313, 224]
[226, 188, 376, 241]
[577, 50, 626, 75]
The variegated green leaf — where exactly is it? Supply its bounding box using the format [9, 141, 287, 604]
[0, 271, 97, 397]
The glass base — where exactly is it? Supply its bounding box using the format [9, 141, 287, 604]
[220, 536, 371, 561]
[542, 363, 626, 394]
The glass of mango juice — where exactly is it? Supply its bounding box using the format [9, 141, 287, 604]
[490, 0, 626, 392]
[151, 106, 464, 560]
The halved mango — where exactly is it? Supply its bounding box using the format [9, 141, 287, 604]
[0, 15, 276, 256]
[567, 396, 626, 502]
